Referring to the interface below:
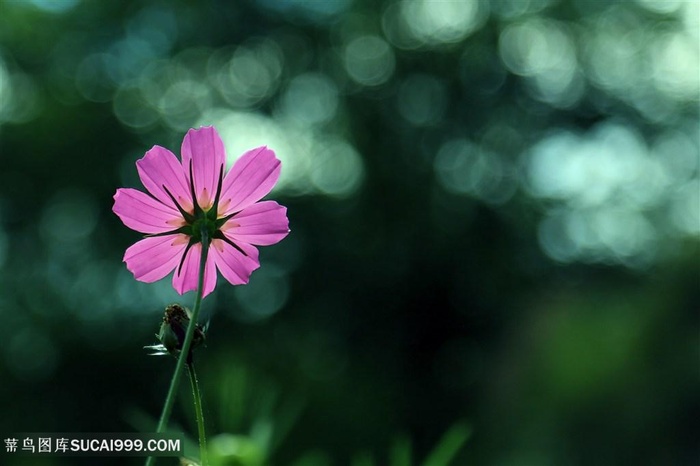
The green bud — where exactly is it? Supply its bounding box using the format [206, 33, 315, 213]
[146, 304, 206, 363]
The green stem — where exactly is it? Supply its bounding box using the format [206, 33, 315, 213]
[188, 362, 208, 466]
[145, 229, 209, 466]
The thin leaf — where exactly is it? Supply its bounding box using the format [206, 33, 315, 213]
[421, 421, 472, 466]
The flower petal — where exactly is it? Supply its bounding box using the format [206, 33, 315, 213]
[136, 145, 193, 213]
[113, 188, 184, 234]
[210, 238, 260, 286]
[218, 146, 281, 216]
[123, 234, 188, 283]
[223, 201, 289, 246]
[172, 242, 218, 297]
[181, 126, 226, 210]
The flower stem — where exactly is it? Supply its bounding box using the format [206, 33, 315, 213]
[187, 362, 208, 466]
[145, 229, 209, 466]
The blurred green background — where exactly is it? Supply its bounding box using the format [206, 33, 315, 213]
[0, 0, 698, 465]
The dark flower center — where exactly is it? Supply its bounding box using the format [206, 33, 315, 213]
[154, 160, 247, 276]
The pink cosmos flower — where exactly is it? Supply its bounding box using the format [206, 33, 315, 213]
[113, 126, 289, 297]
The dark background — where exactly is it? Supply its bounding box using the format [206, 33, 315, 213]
[0, 0, 698, 465]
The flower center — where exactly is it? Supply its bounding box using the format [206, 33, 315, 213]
[159, 161, 248, 275]
[189, 208, 219, 244]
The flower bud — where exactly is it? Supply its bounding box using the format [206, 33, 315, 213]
[145, 304, 206, 363]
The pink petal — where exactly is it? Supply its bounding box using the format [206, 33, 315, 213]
[113, 188, 184, 234]
[223, 201, 289, 246]
[181, 127, 226, 210]
[218, 146, 281, 216]
[210, 238, 260, 286]
[172, 242, 218, 297]
[123, 234, 188, 283]
[136, 145, 193, 213]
